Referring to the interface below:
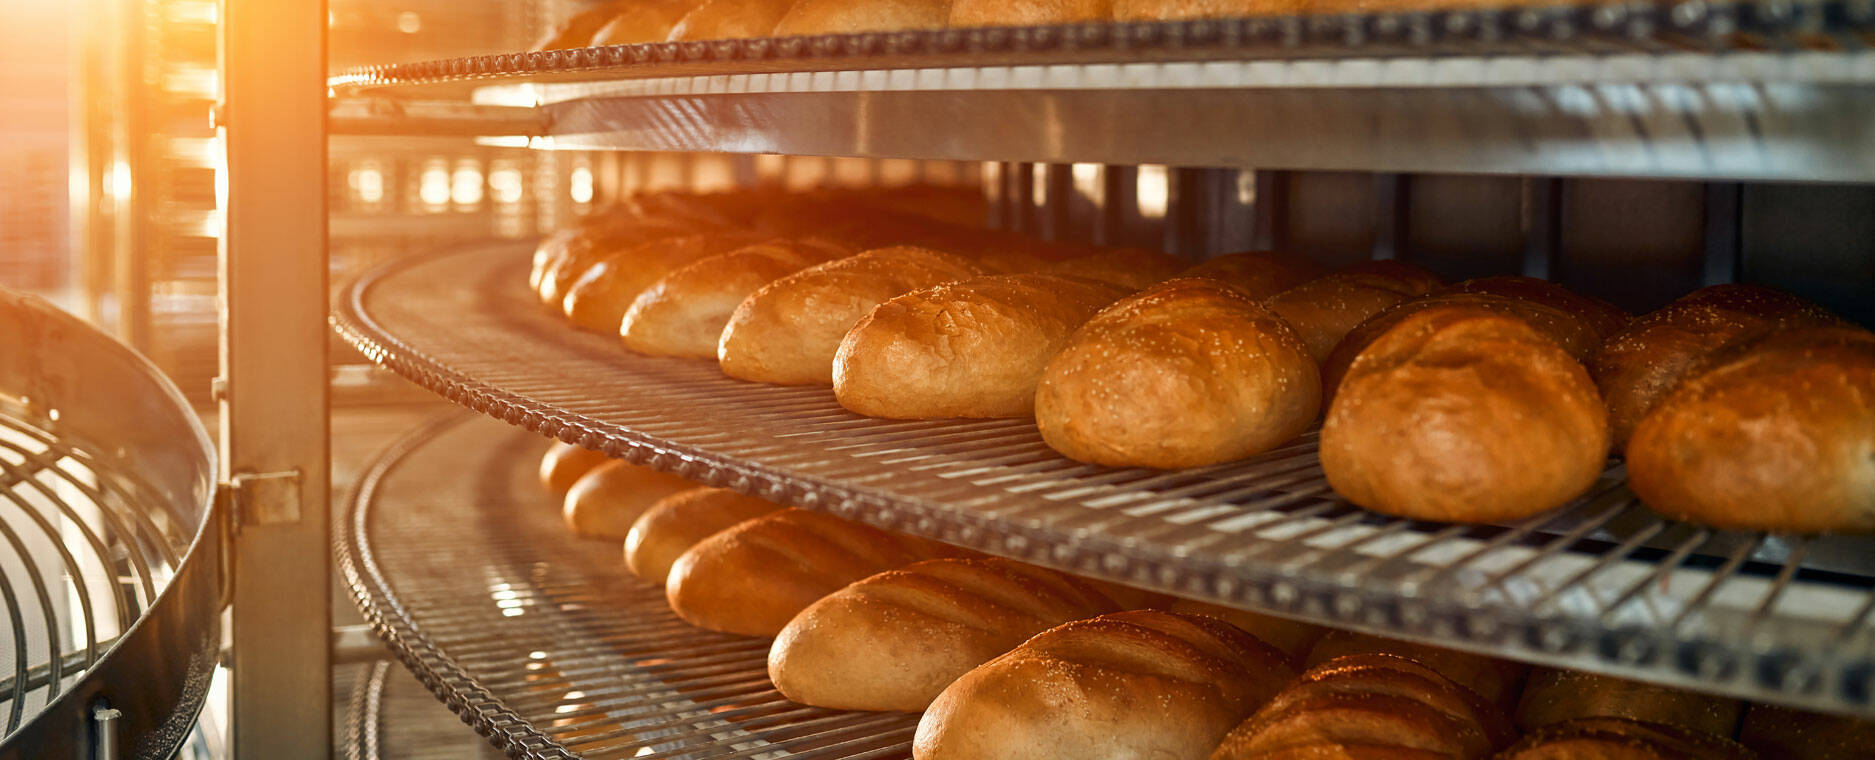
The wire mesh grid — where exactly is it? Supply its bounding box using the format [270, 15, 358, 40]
[332, 243, 1875, 717]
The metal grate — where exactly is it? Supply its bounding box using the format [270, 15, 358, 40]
[339, 412, 920, 759]
[333, 243, 1875, 717]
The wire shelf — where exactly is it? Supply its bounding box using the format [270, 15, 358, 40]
[332, 242, 1875, 717]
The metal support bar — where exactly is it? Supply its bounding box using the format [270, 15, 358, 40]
[328, 99, 545, 137]
[1251, 170, 1289, 252]
[220, 0, 331, 757]
[331, 624, 390, 666]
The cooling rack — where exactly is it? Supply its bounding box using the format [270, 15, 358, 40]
[332, 242, 1875, 717]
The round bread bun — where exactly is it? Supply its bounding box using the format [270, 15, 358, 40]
[539, 440, 611, 499]
[624, 487, 784, 584]
[562, 460, 696, 540]
[1264, 260, 1442, 363]
[1319, 305, 1610, 524]
[1045, 247, 1189, 290]
[1181, 250, 1329, 301]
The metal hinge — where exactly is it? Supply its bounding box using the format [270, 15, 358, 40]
[223, 469, 304, 532]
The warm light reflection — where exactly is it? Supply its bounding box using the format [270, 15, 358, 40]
[1137, 164, 1169, 219]
[569, 165, 595, 204]
[349, 162, 385, 205]
[451, 161, 484, 207]
[1072, 163, 1101, 203]
[396, 11, 422, 34]
[418, 159, 450, 211]
[490, 164, 524, 205]
[1031, 163, 1048, 206]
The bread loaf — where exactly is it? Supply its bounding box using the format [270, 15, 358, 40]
[834, 273, 1133, 418]
[591, 0, 701, 44]
[719, 246, 985, 385]
[535, 1, 632, 49]
[949, 0, 1112, 26]
[562, 460, 696, 540]
[1114, 0, 1307, 18]
[666, 508, 966, 637]
[1499, 717, 1757, 760]
[1448, 275, 1631, 341]
[539, 440, 611, 498]
[624, 487, 784, 584]
[536, 219, 699, 307]
[1590, 284, 1839, 451]
[1303, 630, 1527, 710]
[1625, 326, 1875, 532]
[1046, 248, 1189, 290]
[774, 0, 953, 35]
[562, 231, 768, 332]
[1514, 668, 1741, 737]
[1264, 260, 1443, 363]
[1319, 305, 1611, 523]
[1739, 704, 1875, 760]
[915, 609, 1295, 760]
[620, 238, 850, 358]
[668, 0, 800, 39]
[1165, 599, 1322, 662]
[769, 557, 1120, 711]
[1210, 653, 1515, 760]
[1181, 250, 1328, 301]
[1035, 277, 1320, 468]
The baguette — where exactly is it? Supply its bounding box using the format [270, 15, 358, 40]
[719, 246, 985, 385]
[536, 219, 699, 307]
[1165, 599, 1322, 662]
[1319, 305, 1610, 523]
[949, 0, 1112, 25]
[834, 273, 1134, 418]
[1739, 704, 1875, 760]
[668, 0, 800, 39]
[1303, 630, 1527, 711]
[620, 238, 850, 358]
[1625, 326, 1875, 533]
[666, 508, 967, 637]
[1499, 717, 1757, 759]
[1264, 260, 1442, 363]
[1035, 277, 1320, 468]
[1514, 668, 1740, 738]
[1590, 284, 1840, 451]
[1210, 654, 1515, 760]
[562, 460, 696, 540]
[562, 230, 768, 332]
[539, 440, 611, 499]
[1181, 250, 1328, 301]
[774, 0, 954, 35]
[769, 557, 1120, 711]
[623, 487, 784, 584]
[915, 610, 1295, 760]
[1046, 248, 1189, 290]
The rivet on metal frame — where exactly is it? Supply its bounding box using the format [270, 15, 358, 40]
[228, 469, 303, 527]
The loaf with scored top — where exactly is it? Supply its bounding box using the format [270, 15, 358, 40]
[949, 0, 1112, 26]
[1303, 630, 1528, 711]
[1045, 247, 1188, 290]
[1167, 599, 1322, 662]
[1115, 0, 1307, 18]
[1264, 259, 1442, 363]
[563, 230, 769, 332]
[1739, 703, 1875, 760]
[620, 238, 851, 358]
[1181, 250, 1328, 301]
[561, 460, 696, 540]
[1514, 668, 1741, 738]
[623, 487, 784, 584]
[1499, 717, 1757, 759]
[668, 0, 800, 39]
[773, 0, 954, 35]
[534, 1, 633, 49]
[591, 0, 704, 44]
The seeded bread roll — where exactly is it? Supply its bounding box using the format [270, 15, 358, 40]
[773, 0, 954, 35]
[1739, 704, 1875, 760]
[1114, 0, 1307, 18]
[719, 246, 985, 386]
[1303, 630, 1528, 711]
[1499, 717, 1758, 760]
[1035, 277, 1320, 468]
[666, 508, 967, 637]
[1165, 599, 1323, 662]
[623, 487, 784, 584]
[1210, 654, 1516, 760]
[1626, 326, 1875, 533]
[1514, 669, 1741, 738]
[769, 557, 1120, 712]
[561, 460, 696, 540]
[949, 0, 1113, 25]
[562, 231, 768, 332]
[834, 273, 1134, 419]
[1320, 305, 1611, 523]
[1181, 250, 1329, 301]
[620, 239, 850, 358]
[668, 0, 800, 39]
[539, 440, 611, 499]
[1046, 248, 1189, 290]
[1264, 260, 1443, 363]
[1589, 284, 1839, 451]
[915, 610, 1296, 760]
[591, 0, 703, 44]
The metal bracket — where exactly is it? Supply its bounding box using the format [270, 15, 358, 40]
[225, 469, 303, 532]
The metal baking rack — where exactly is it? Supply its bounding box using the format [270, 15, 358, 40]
[332, 243, 1875, 718]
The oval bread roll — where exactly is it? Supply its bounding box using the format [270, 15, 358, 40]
[535, 0, 633, 49]
[563, 231, 768, 332]
[1740, 704, 1875, 760]
[1165, 599, 1321, 662]
[621, 239, 850, 358]
[1514, 669, 1741, 738]
[1211, 654, 1516, 760]
[1625, 326, 1875, 533]
[1115, 0, 1307, 18]
[561, 460, 696, 540]
[1303, 630, 1528, 711]
[539, 440, 611, 499]
[1590, 284, 1838, 451]
[668, 0, 800, 39]
[769, 557, 1120, 712]
[537, 220, 699, 307]
[834, 273, 1134, 419]
[666, 508, 967, 637]
[1181, 250, 1328, 301]
[1264, 260, 1442, 363]
[1035, 277, 1320, 468]
[774, 0, 954, 35]
[1321, 305, 1611, 523]
[591, 0, 702, 44]
[915, 610, 1295, 760]
[624, 487, 784, 584]
[1046, 247, 1188, 290]
[719, 246, 985, 386]
[1499, 717, 1757, 760]
[950, 0, 1112, 25]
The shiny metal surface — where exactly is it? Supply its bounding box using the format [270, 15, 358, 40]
[0, 289, 219, 758]
[334, 242, 1875, 717]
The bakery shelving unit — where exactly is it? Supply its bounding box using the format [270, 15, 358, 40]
[319, 3, 1875, 757]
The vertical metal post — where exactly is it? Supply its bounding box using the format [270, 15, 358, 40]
[1522, 178, 1563, 280]
[1250, 170, 1289, 252]
[1370, 173, 1407, 261]
[1701, 182, 1742, 286]
[220, 0, 331, 757]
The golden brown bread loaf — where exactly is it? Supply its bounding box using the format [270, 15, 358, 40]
[665, 508, 967, 637]
[1046, 248, 1189, 290]
[1264, 260, 1443, 363]
[562, 230, 769, 332]
[1499, 717, 1758, 760]
[914, 609, 1295, 760]
[718, 246, 985, 386]
[1514, 669, 1741, 738]
[1210, 653, 1516, 760]
[535, 0, 633, 49]
[538, 440, 611, 499]
[773, 0, 954, 35]
[668, 0, 800, 39]
[1114, 0, 1308, 18]
[1303, 630, 1528, 711]
[1319, 305, 1611, 523]
[620, 238, 851, 358]
[1449, 275, 1631, 342]
[949, 0, 1112, 25]
[591, 0, 702, 44]
[1739, 704, 1875, 760]
[834, 273, 1134, 419]
[1625, 326, 1875, 533]
[768, 557, 1120, 712]
[1589, 284, 1839, 451]
[1034, 277, 1320, 468]
[561, 460, 696, 540]
[1180, 250, 1329, 301]
[1166, 599, 1322, 662]
[536, 219, 701, 308]
[623, 487, 784, 584]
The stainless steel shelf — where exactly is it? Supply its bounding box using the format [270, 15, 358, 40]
[333, 242, 1875, 717]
